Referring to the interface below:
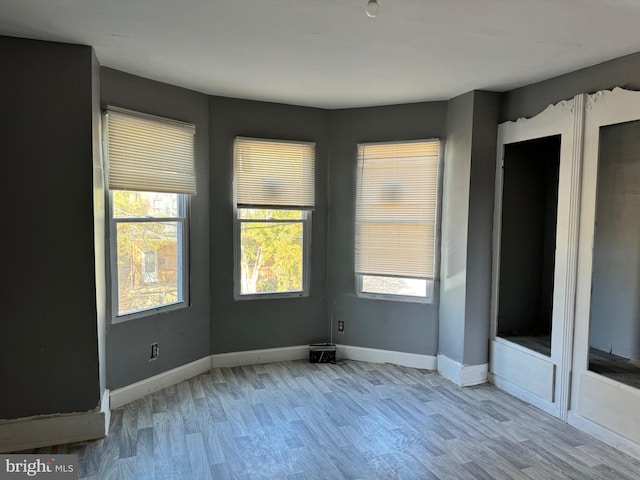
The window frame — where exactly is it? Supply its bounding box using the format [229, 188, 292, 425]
[232, 136, 315, 300]
[103, 106, 195, 323]
[107, 190, 191, 322]
[354, 138, 443, 304]
[233, 207, 312, 300]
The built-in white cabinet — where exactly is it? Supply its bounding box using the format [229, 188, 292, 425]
[491, 88, 640, 456]
[571, 88, 640, 455]
[490, 94, 583, 420]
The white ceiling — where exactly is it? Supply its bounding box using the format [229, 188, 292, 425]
[2, 0, 640, 109]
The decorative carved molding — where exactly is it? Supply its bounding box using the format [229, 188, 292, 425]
[586, 90, 605, 110]
[585, 87, 636, 110]
[558, 99, 576, 115]
[506, 97, 576, 127]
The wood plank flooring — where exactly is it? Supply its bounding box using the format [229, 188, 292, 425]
[26, 360, 640, 479]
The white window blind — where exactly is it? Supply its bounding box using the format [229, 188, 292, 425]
[234, 137, 315, 209]
[105, 108, 196, 194]
[355, 140, 440, 279]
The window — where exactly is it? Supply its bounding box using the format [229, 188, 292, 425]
[105, 107, 196, 319]
[355, 140, 441, 301]
[234, 137, 315, 298]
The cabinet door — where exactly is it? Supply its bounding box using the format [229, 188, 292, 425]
[571, 88, 640, 448]
[490, 95, 584, 420]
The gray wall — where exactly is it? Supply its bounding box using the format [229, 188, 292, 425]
[326, 102, 447, 355]
[101, 68, 211, 389]
[209, 96, 329, 353]
[439, 91, 500, 366]
[590, 121, 640, 359]
[439, 92, 474, 363]
[501, 51, 640, 122]
[463, 91, 500, 365]
[0, 36, 100, 419]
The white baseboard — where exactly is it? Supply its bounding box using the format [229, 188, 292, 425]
[110, 347, 309, 409]
[568, 411, 640, 460]
[211, 345, 309, 368]
[101, 388, 111, 436]
[110, 344, 435, 411]
[437, 354, 488, 386]
[0, 408, 107, 453]
[337, 344, 437, 370]
[110, 356, 211, 409]
[488, 372, 560, 417]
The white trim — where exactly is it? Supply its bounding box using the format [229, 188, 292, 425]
[211, 345, 309, 368]
[0, 388, 111, 453]
[492, 336, 551, 361]
[437, 354, 488, 386]
[460, 363, 488, 386]
[571, 88, 640, 438]
[491, 94, 581, 421]
[556, 93, 584, 422]
[110, 356, 211, 409]
[0, 409, 107, 453]
[568, 411, 640, 460]
[437, 354, 462, 384]
[337, 344, 437, 370]
[488, 372, 560, 418]
[110, 345, 436, 411]
[490, 339, 555, 402]
[101, 388, 111, 436]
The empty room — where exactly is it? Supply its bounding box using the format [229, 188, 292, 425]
[3, 1, 640, 479]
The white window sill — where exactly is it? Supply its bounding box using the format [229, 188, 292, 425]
[234, 291, 309, 301]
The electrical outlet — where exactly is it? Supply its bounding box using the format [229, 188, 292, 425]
[150, 342, 159, 360]
[338, 320, 345, 333]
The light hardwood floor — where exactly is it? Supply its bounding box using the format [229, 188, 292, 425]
[27, 360, 640, 479]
